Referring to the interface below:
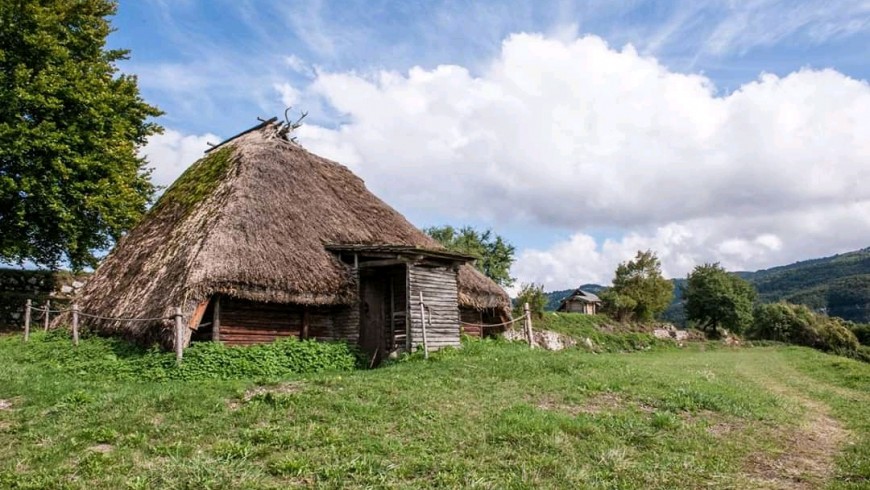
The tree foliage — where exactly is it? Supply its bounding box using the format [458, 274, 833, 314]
[425, 225, 515, 287]
[684, 263, 756, 334]
[0, 0, 162, 270]
[601, 250, 673, 321]
[513, 282, 547, 319]
[750, 302, 860, 355]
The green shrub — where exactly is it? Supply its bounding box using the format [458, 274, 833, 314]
[848, 322, 870, 345]
[749, 302, 860, 357]
[2, 331, 361, 381]
[513, 283, 548, 319]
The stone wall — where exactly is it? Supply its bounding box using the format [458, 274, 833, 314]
[0, 269, 88, 331]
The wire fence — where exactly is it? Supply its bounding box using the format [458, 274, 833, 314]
[418, 296, 536, 353]
[21, 299, 188, 364]
[23, 295, 534, 364]
[420, 302, 526, 329]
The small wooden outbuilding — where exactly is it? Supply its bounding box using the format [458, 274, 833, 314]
[557, 289, 601, 315]
[76, 119, 510, 363]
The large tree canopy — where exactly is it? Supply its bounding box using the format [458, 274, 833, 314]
[601, 250, 673, 321]
[684, 263, 756, 334]
[424, 225, 516, 287]
[0, 0, 162, 270]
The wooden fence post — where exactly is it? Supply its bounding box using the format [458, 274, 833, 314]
[211, 296, 221, 342]
[43, 300, 50, 331]
[174, 307, 184, 365]
[418, 291, 429, 359]
[23, 299, 31, 342]
[72, 303, 79, 347]
[524, 302, 533, 348]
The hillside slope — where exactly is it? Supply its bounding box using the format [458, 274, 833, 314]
[554, 247, 870, 324]
[744, 248, 870, 322]
[661, 248, 870, 324]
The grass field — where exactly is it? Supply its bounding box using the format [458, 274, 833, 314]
[0, 332, 868, 489]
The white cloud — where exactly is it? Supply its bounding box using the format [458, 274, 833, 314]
[274, 82, 300, 107]
[140, 129, 218, 189]
[284, 55, 313, 77]
[294, 32, 870, 289]
[514, 199, 870, 289]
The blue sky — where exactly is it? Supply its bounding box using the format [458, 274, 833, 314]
[111, 1, 870, 289]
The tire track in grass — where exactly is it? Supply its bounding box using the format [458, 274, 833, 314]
[737, 354, 852, 489]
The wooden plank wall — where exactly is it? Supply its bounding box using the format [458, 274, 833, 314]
[218, 298, 339, 345]
[390, 269, 408, 351]
[460, 308, 483, 337]
[408, 265, 461, 350]
[332, 304, 359, 343]
[460, 307, 508, 337]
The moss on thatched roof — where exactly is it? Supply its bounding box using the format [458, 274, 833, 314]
[152, 146, 234, 218]
[78, 121, 509, 344]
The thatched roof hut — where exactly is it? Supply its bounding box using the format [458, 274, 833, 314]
[78, 119, 509, 359]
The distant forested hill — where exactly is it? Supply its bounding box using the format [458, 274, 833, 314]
[548, 248, 870, 324]
[661, 247, 870, 325]
[743, 247, 870, 322]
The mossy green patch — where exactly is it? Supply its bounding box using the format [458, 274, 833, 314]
[152, 146, 235, 217]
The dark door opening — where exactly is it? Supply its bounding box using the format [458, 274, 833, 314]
[358, 265, 407, 365]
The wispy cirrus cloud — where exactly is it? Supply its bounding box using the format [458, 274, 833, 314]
[701, 0, 870, 56]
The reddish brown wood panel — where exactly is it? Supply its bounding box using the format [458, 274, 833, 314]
[460, 308, 483, 337]
[219, 298, 303, 345]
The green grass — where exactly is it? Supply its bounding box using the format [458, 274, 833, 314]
[0, 332, 867, 488]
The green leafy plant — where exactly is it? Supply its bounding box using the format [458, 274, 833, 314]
[684, 263, 756, 335]
[0, 0, 162, 269]
[601, 250, 674, 321]
[749, 302, 861, 359]
[513, 282, 548, 319]
[425, 225, 516, 287]
[9, 331, 361, 381]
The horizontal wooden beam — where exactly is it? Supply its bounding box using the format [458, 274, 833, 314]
[358, 258, 408, 268]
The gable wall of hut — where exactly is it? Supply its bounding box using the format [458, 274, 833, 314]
[408, 265, 461, 350]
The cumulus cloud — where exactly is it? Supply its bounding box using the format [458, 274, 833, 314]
[515, 199, 870, 289]
[140, 129, 217, 189]
[292, 32, 870, 289]
[274, 82, 300, 107]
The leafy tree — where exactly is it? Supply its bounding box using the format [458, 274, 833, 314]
[513, 282, 547, 319]
[425, 225, 515, 287]
[0, 0, 162, 270]
[684, 263, 756, 334]
[599, 289, 638, 322]
[750, 302, 859, 354]
[603, 250, 673, 321]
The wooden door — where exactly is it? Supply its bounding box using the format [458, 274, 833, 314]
[359, 271, 388, 364]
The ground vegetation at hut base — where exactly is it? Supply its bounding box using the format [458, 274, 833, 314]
[0, 331, 867, 488]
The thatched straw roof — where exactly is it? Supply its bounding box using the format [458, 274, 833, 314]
[78, 120, 509, 343]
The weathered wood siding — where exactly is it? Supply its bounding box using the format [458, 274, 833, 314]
[460, 306, 508, 337]
[209, 297, 352, 345]
[564, 300, 597, 315]
[460, 308, 483, 337]
[408, 265, 460, 350]
[332, 304, 359, 343]
[218, 298, 302, 345]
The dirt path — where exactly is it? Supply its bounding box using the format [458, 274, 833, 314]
[738, 361, 852, 489]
